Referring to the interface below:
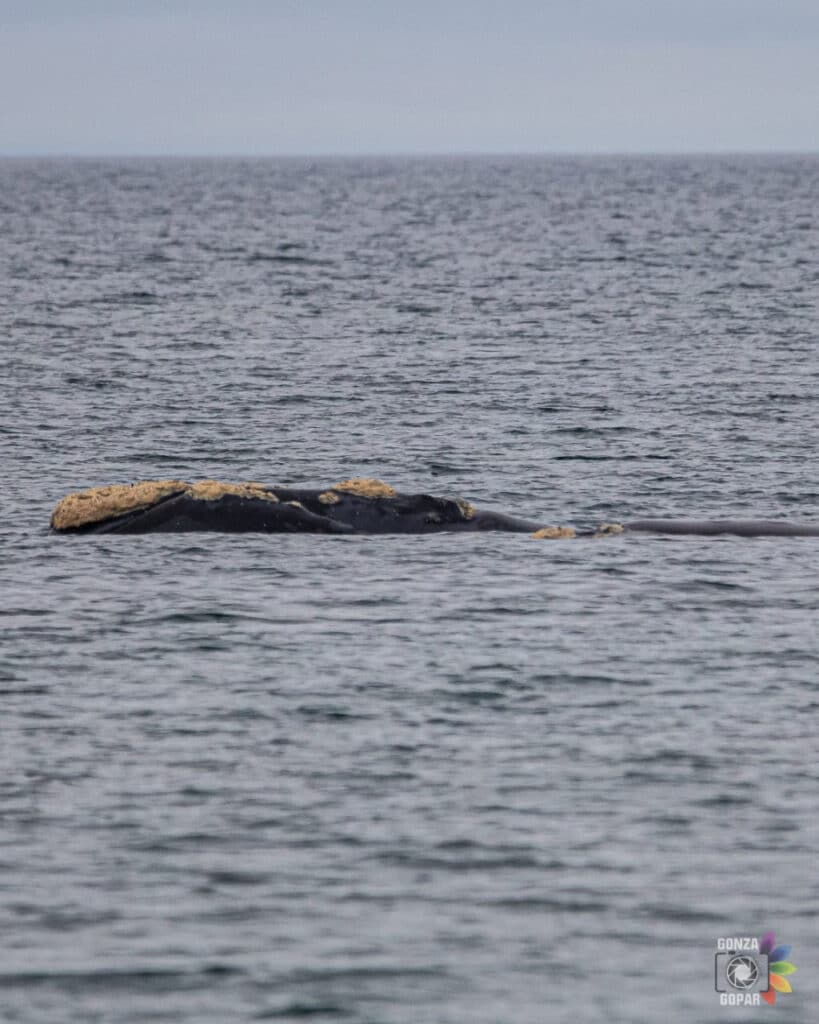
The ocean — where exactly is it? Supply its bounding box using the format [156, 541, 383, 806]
[1, 155, 818, 1022]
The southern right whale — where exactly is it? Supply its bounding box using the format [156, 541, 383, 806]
[48, 478, 819, 538]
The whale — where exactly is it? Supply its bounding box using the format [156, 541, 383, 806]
[48, 477, 819, 539]
[622, 519, 819, 538]
[49, 478, 549, 535]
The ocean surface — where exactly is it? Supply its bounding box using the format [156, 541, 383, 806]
[1, 155, 818, 1023]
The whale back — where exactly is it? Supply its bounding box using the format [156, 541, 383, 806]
[624, 519, 819, 538]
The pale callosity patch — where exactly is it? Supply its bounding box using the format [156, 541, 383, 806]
[318, 491, 340, 504]
[50, 479, 189, 531]
[531, 526, 577, 540]
[51, 478, 279, 530]
[186, 480, 278, 503]
[332, 478, 397, 499]
[455, 498, 476, 520]
[594, 522, 624, 537]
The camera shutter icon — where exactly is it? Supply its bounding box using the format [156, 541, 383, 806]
[715, 952, 769, 994]
[727, 955, 759, 989]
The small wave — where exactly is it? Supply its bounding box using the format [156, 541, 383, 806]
[0, 964, 243, 990]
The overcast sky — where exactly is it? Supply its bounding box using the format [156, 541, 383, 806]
[1, 0, 817, 155]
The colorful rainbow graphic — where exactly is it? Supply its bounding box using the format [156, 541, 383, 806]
[760, 931, 797, 1006]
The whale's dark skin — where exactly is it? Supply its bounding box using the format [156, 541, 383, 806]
[269, 488, 544, 534]
[89, 492, 353, 534]
[63, 488, 544, 536]
[51, 483, 819, 538]
[623, 519, 819, 538]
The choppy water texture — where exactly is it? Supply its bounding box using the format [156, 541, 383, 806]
[2, 156, 818, 1023]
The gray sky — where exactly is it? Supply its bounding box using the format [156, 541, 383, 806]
[2, 0, 817, 155]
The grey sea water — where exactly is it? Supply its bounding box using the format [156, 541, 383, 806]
[1, 155, 818, 1023]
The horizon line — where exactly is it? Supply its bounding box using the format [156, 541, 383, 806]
[2, 148, 819, 161]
